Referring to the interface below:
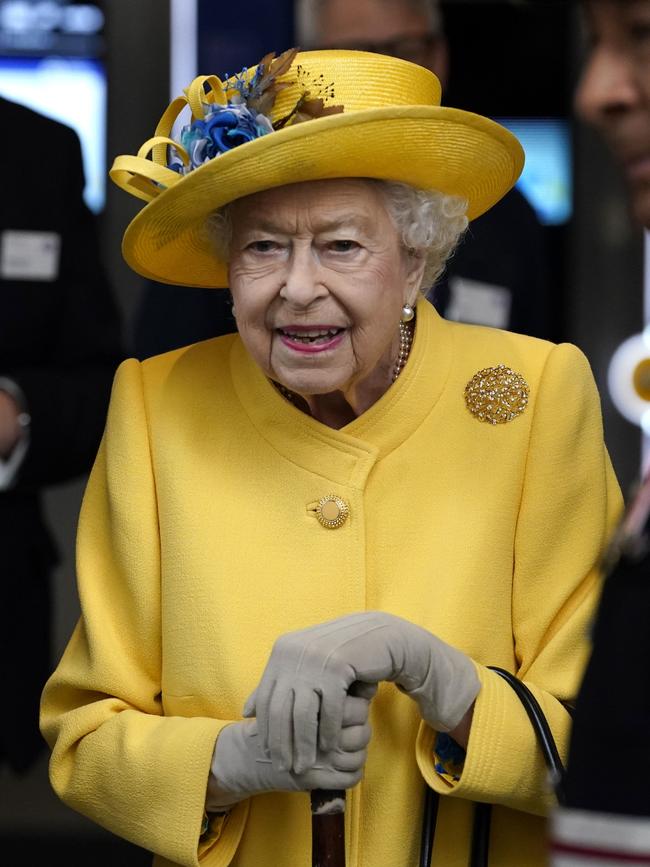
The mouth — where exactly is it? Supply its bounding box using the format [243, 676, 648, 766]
[276, 326, 346, 353]
[625, 154, 650, 183]
[615, 137, 650, 180]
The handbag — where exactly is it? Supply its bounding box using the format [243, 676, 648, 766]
[419, 666, 569, 867]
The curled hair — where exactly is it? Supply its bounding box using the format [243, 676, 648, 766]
[205, 179, 468, 290]
[370, 180, 467, 288]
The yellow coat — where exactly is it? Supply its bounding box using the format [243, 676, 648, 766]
[41, 301, 621, 867]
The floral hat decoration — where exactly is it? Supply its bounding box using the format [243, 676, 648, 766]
[111, 48, 524, 288]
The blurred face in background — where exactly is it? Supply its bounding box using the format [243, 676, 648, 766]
[576, 0, 650, 227]
[314, 0, 448, 84]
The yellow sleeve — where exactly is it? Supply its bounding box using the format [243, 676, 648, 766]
[40, 359, 248, 867]
[417, 342, 623, 815]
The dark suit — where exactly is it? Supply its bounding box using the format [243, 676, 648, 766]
[0, 97, 123, 772]
[564, 553, 650, 816]
[434, 188, 551, 339]
[133, 187, 550, 359]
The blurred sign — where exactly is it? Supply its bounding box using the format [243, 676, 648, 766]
[0, 0, 107, 210]
[496, 117, 572, 226]
[0, 0, 104, 57]
[0, 56, 106, 211]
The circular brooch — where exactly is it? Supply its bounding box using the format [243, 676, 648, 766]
[464, 364, 530, 425]
[315, 494, 350, 529]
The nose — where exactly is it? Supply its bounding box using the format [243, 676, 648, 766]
[576, 45, 641, 126]
[279, 242, 328, 308]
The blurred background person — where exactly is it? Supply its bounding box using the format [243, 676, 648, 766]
[0, 96, 124, 777]
[552, 2, 650, 863]
[0, 6, 152, 862]
[299, 0, 552, 338]
[133, 0, 552, 360]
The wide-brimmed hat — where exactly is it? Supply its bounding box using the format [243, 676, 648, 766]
[111, 49, 524, 288]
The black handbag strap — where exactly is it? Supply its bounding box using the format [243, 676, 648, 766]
[419, 666, 569, 867]
[419, 785, 439, 867]
[489, 666, 568, 806]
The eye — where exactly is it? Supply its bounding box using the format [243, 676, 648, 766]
[328, 239, 359, 253]
[626, 10, 650, 44]
[246, 239, 279, 253]
[630, 21, 650, 42]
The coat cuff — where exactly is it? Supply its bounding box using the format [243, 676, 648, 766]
[164, 719, 249, 867]
[415, 665, 566, 816]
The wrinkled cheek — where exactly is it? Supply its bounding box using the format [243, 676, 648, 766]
[230, 260, 283, 286]
[236, 319, 274, 374]
[267, 333, 281, 376]
[351, 321, 397, 373]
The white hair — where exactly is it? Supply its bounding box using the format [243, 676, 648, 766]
[296, 0, 443, 48]
[371, 179, 467, 287]
[205, 179, 467, 290]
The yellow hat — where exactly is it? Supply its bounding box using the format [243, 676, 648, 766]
[110, 49, 524, 288]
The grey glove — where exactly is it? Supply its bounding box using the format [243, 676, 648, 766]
[207, 694, 372, 810]
[244, 611, 480, 774]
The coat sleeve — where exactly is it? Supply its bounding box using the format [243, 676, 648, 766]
[416, 341, 623, 815]
[40, 358, 248, 867]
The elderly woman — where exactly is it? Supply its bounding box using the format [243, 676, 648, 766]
[40, 50, 620, 867]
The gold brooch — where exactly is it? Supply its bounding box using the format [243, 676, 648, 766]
[315, 494, 350, 529]
[464, 364, 529, 425]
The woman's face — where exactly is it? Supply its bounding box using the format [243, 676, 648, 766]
[228, 178, 424, 397]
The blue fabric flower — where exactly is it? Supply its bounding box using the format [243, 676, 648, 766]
[163, 49, 341, 178]
[170, 103, 273, 174]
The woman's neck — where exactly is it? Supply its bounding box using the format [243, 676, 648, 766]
[275, 319, 414, 429]
[305, 381, 388, 428]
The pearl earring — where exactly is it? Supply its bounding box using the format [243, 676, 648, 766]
[401, 303, 415, 323]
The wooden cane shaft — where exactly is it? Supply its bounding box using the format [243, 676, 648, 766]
[311, 789, 346, 867]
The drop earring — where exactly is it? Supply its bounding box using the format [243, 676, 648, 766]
[401, 303, 415, 323]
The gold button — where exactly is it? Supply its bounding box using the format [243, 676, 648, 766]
[315, 494, 350, 529]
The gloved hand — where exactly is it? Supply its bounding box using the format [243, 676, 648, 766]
[206, 693, 372, 810]
[244, 612, 480, 774]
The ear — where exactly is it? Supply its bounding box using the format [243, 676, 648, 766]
[404, 251, 427, 306]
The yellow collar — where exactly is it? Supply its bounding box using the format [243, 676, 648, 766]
[230, 299, 453, 486]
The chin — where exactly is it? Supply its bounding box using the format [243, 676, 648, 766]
[623, 174, 650, 230]
[631, 190, 650, 231]
[277, 372, 349, 397]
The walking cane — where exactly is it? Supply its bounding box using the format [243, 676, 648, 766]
[311, 789, 346, 867]
[309, 681, 374, 864]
